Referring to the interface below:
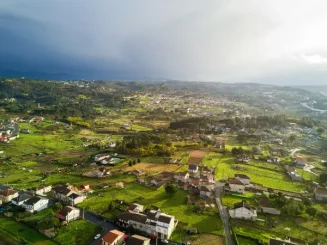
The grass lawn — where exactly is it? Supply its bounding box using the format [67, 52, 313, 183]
[0, 215, 57, 245]
[221, 193, 257, 208]
[212, 155, 307, 193]
[296, 169, 319, 182]
[54, 219, 101, 245]
[0, 230, 17, 245]
[237, 236, 260, 245]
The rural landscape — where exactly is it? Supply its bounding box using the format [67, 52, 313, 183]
[0, 78, 326, 245]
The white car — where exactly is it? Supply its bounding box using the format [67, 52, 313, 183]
[94, 234, 101, 240]
[161, 239, 169, 244]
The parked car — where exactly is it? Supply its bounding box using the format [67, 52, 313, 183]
[94, 234, 101, 240]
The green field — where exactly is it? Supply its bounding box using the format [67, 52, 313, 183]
[0, 215, 57, 245]
[54, 220, 101, 245]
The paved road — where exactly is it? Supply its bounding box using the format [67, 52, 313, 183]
[84, 211, 116, 245]
[216, 197, 233, 245]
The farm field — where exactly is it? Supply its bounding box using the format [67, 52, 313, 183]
[213, 157, 307, 193]
[125, 162, 181, 173]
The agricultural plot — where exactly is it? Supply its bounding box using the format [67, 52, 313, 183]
[205, 154, 307, 192]
[125, 162, 180, 173]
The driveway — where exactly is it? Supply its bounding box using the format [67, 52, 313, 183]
[216, 197, 233, 245]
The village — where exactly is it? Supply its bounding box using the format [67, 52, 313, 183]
[0, 80, 326, 245]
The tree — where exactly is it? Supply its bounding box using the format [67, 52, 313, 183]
[137, 158, 141, 163]
[128, 160, 132, 166]
[54, 202, 63, 211]
[320, 173, 327, 183]
[317, 127, 325, 135]
[306, 207, 318, 217]
[165, 184, 178, 197]
[132, 160, 136, 165]
[303, 197, 312, 207]
[289, 135, 296, 144]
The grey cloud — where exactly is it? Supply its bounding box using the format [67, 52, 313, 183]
[0, 0, 327, 84]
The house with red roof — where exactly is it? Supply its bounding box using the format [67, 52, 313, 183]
[0, 189, 19, 203]
[101, 230, 125, 245]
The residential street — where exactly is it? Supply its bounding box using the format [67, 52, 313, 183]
[84, 211, 116, 245]
[216, 197, 233, 245]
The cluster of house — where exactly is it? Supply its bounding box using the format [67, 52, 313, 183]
[0, 126, 19, 143]
[0, 182, 97, 226]
[83, 167, 111, 178]
[0, 184, 52, 213]
[52, 183, 93, 206]
[173, 165, 216, 199]
[93, 153, 120, 165]
[116, 203, 178, 241]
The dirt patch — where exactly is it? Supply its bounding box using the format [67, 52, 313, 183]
[187, 150, 207, 164]
[189, 150, 207, 158]
[125, 163, 180, 173]
[192, 234, 225, 245]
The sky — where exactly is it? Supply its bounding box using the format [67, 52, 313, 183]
[1, 0, 327, 85]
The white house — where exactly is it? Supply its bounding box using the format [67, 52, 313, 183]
[22, 197, 49, 213]
[314, 188, 327, 201]
[234, 174, 250, 185]
[229, 200, 257, 221]
[94, 153, 111, 162]
[101, 230, 125, 245]
[56, 206, 81, 223]
[117, 210, 178, 240]
[228, 179, 245, 194]
[12, 193, 32, 206]
[174, 172, 189, 183]
[52, 184, 86, 205]
[285, 166, 302, 182]
[30, 185, 52, 196]
[188, 164, 199, 174]
[0, 189, 19, 203]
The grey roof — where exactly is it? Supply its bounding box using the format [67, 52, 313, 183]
[126, 235, 150, 245]
[188, 164, 198, 170]
[158, 215, 172, 224]
[12, 193, 32, 203]
[235, 174, 250, 179]
[117, 212, 147, 224]
[23, 196, 42, 206]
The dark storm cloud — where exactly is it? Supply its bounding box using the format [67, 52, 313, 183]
[1, 0, 327, 84]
